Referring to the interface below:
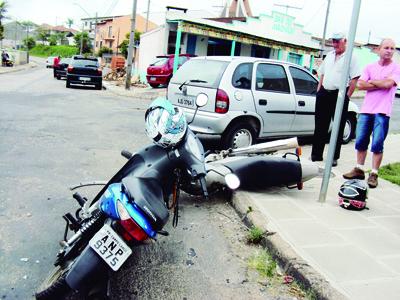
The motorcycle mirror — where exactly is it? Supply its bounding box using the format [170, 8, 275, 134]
[224, 173, 240, 190]
[195, 93, 208, 107]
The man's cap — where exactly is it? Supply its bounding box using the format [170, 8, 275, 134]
[331, 32, 346, 40]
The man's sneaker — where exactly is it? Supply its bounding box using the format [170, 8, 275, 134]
[367, 173, 378, 188]
[343, 167, 365, 180]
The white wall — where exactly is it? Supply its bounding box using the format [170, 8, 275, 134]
[195, 35, 208, 56]
[138, 26, 168, 82]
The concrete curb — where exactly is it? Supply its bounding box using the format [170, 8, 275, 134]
[0, 61, 38, 75]
[231, 190, 348, 300]
[102, 81, 166, 100]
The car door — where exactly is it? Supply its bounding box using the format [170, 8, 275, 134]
[252, 62, 296, 134]
[288, 66, 318, 133]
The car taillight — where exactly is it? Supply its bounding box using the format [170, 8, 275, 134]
[116, 201, 148, 242]
[215, 89, 229, 114]
[97, 68, 102, 75]
[67, 65, 73, 72]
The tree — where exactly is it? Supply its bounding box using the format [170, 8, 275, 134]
[66, 18, 73, 28]
[48, 34, 57, 46]
[118, 31, 141, 58]
[0, 1, 8, 41]
[74, 31, 91, 53]
[97, 46, 112, 57]
[56, 32, 67, 45]
[36, 27, 49, 43]
[23, 36, 35, 50]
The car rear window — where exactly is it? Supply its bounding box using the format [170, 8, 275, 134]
[60, 58, 70, 64]
[151, 57, 168, 66]
[170, 59, 229, 88]
[72, 59, 99, 68]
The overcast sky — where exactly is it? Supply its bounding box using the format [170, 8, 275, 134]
[5, 0, 400, 45]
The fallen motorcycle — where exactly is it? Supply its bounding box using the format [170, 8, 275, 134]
[35, 94, 318, 299]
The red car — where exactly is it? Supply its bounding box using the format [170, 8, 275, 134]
[146, 54, 195, 88]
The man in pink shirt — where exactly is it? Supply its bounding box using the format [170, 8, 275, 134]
[343, 39, 400, 188]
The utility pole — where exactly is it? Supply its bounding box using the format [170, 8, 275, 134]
[320, 0, 332, 57]
[125, 0, 138, 90]
[93, 12, 98, 56]
[80, 23, 84, 55]
[145, 0, 151, 32]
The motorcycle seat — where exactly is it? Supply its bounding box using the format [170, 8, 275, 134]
[121, 176, 169, 231]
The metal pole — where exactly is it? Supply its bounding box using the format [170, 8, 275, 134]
[172, 22, 182, 75]
[320, 0, 331, 57]
[80, 23, 84, 55]
[230, 40, 236, 56]
[125, 0, 138, 90]
[93, 12, 97, 56]
[146, 0, 151, 32]
[318, 0, 362, 203]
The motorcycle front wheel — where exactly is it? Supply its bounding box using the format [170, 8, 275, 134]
[35, 260, 74, 300]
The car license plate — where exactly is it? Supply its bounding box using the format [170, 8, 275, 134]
[150, 77, 156, 81]
[79, 77, 90, 81]
[177, 95, 195, 108]
[89, 224, 132, 271]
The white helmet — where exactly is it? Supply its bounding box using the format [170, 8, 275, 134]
[145, 98, 187, 148]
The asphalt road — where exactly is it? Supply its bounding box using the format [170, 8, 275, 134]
[0, 59, 297, 300]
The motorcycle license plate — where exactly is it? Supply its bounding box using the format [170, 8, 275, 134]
[89, 224, 132, 271]
[79, 77, 90, 81]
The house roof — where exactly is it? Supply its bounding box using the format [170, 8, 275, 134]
[39, 24, 77, 33]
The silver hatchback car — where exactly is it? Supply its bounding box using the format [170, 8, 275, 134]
[167, 56, 358, 149]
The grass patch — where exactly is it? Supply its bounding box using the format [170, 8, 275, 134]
[29, 45, 79, 58]
[247, 226, 264, 244]
[248, 250, 276, 278]
[379, 162, 400, 186]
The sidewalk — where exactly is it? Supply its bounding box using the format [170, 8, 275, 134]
[0, 61, 37, 74]
[102, 80, 166, 100]
[232, 134, 400, 300]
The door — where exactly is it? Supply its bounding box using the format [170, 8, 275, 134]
[252, 62, 296, 134]
[288, 66, 318, 133]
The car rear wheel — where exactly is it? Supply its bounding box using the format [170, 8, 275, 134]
[149, 83, 159, 88]
[66, 80, 71, 88]
[95, 83, 102, 90]
[342, 114, 357, 144]
[56, 75, 61, 80]
[222, 122, 257, 150]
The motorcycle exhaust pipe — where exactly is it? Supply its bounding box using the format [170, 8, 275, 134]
[229, 137, 299, 156]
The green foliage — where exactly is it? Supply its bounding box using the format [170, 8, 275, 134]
[247, 226, 264, 244]
[248, 250, 277, 278]
[23, 36, 36, 50]
[97, 46, 112, 57]
[118, 31, 141, 58]
[379, 163, 400, 186]
[29, 45, 78, 57]
[74, 31, 91, 54]
[48, 34, 57, 46]
[0, 0, 8, 40]
[36, 27, 49, 43]
[66, 18, 73, 28]
[56, 32, 67, 44]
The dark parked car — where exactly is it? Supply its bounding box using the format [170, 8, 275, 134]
[54, 58, 71, 79]
[146, 54, 195, 88]
[66, 56, 102, 90]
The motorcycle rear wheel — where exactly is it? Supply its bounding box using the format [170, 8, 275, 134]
[35, 261, 73, 300]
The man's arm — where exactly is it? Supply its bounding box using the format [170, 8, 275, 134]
[317, 74, 324, 92]
[368, 78, 396, 89]
[357, 79, 378, 91]
[347, 77, 359, 97]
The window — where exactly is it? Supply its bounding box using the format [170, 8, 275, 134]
[178, 56, 188, 65]
[232, 63, 253, 90]
[256, 64, 290, 93]
[287, 52, 302, 65]
[108, 26, 112, 38]
[170, 59, 229, 89]
[289, 67, 318, 95]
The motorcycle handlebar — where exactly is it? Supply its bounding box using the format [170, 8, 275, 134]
[121, 150, 133, 160]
